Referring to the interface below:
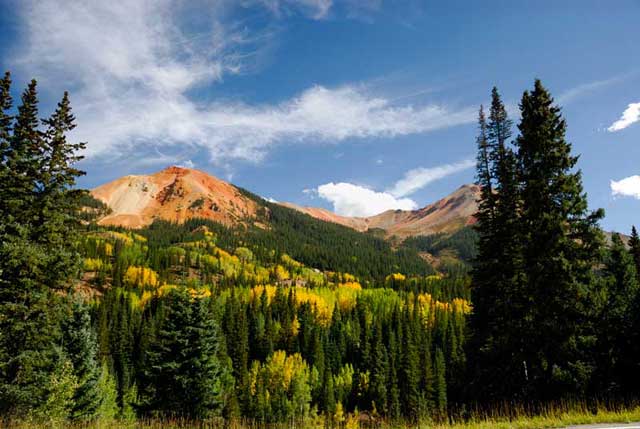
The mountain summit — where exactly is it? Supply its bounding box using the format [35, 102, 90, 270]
[283, 184, 480, 238]
[91, 166, 260, 228]
[91, 167, 479, 238]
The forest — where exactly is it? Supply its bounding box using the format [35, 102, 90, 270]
[1, 71, 640, 428]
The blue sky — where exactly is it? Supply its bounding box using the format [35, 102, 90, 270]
[1, 0, 639, 231]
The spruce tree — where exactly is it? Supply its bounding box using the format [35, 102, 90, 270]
[0, 79, 70, 418]
[517, 79, 604, 398]
[629, 226, 640, 282]
[0, 72, 12, 202]
[63, 300, 103, 420]
[142, 288, 222, 418]
[433, 348, 447, 420]
[597, 233, 639, 394]
[470, 89, 525, 400]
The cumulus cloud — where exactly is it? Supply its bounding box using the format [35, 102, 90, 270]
[608, 103, 640, 132]
[317, 182, 417, 217]
[316, 158, 474, 216]
[387, 159, 475, 197]
[12, 0, 475, 164]
[611, 175, 640, 199]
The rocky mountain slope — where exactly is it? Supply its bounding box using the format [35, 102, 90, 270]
[91, 166, 259, 228]
[91, 166, 479, 238]
[284, 184, 480, 239]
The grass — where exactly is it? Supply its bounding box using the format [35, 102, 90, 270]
[3, 403, 640, 429]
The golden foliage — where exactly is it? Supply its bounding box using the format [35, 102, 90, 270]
[124, 266, 159, 288]
[386, 272, 406, 282]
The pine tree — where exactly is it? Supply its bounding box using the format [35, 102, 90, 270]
[369, 321, 388, 415]
[0, 71, 12, 208]
[517, 79, 604, 398]
[400, 305, 421, 422]
[142, 288, 222, 418]
[597, 233, 639, 394]
[433, 348, 447, 420]
[629, 226, 640, 282]
[469, 88, 525, 400]
[63, 300, 102, 420]
[0, 79, 71, 418]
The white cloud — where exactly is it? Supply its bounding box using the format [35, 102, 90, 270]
[611, 175, 640, 199]
[557, 74, 631, 105]
[387, 159, 474, 197]
[259, 0, 333, 19]
[13, 0, 475, 164]
[316, 158, 474, 216]
[608, 103, 640, 132]
[317, 182, 417, 217]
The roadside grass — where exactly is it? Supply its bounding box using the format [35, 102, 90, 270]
[3, 403, 640, 429]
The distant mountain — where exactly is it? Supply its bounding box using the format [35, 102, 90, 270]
[91, 167, 480, 240]
[91, 166, 260, 228]
[285, 184, 481, 239]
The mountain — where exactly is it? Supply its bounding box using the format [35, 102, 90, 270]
[284, 184, 480, 239]
[91, 166, 260, 228]
[90, 166, 479, 239]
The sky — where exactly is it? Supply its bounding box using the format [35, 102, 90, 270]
[0, 0, 639, 231]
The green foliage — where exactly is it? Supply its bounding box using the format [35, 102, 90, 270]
[403, 227, 479, 262]
[141, 288, 222, 419]
[470, 81, 607, 402]
[63, 301, 103, 420]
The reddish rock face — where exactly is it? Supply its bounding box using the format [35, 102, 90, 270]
[91, 166, 259, 228]
[92, 166, 479, 238]
[282, 184, 480, 239]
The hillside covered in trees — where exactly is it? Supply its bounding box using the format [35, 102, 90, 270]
[1, 72, 640, 428]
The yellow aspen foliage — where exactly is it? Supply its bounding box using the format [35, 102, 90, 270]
[281, 254, 303, 268]
[189, 287, 212, 299]
[124, 266, 159, 288]
[138, 290, 154, 309]
[131, 233, 147, 242]
[274, 265, 290, 281]
[388, 272, 406, 282]
[83, 258, 103, 271]
[290, 315, 300, 337]
[103, 242, 113, 257]
[104, 231, 134, 245]
[250, 285, 277, 303]
[345, 410, 360, 429]
[334, 402, 346, 424]
[338, 281, 362, 291]
[342, 273, 357, 282]
[157, 284, 178, 297]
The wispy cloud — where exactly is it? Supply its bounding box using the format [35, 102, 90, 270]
[13, 0, 475, 164]
[315, 158, 474, 216]
[387, 159, 475, 197]
[611, 175, 640, 199]
[557, 73, 633, 105]
[608, 102, 640, 132]
[258, 0, 333, 19]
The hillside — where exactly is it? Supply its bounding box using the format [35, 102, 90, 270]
[284, 184, 480, 239]
[91, 166, 480, 242]
[91, 166, 259, 228]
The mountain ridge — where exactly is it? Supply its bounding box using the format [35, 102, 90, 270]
[90, 166, 479, 238]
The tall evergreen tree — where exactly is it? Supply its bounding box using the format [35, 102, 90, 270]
[0, 79, 70, 418]
[470, 89, 525, 400]
[517, 79, 604, 399]
[142, 288, 222, 418]
[629, 226, 640, 282]
[596, 233, 639, 394]
[63, 300, 103, 420]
